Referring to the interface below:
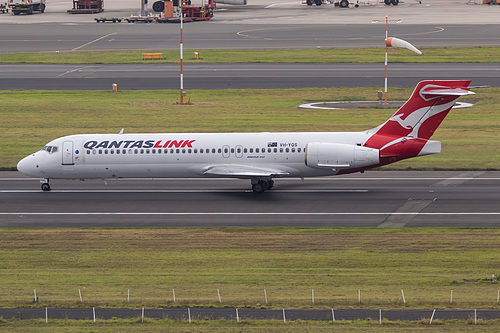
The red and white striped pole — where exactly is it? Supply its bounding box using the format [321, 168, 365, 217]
[179, 1, 184, 104]
[384, 15, 388, 104]
[372, 15, 401, 105]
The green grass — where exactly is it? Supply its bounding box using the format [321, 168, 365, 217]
[1, 228, 500, 309]
[1, 318, 499, 332]
[1, 87, 498, 169]
[2, 46, 500, 63]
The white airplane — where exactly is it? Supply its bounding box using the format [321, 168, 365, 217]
[17, 80, 473, 193]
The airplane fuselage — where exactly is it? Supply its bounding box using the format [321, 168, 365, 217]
[22, 131, 375, 180]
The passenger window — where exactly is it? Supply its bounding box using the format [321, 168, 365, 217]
[200, 149, 203, 154]
[194, 149, 197, 153]
[224, 148, 228, 154]
[152, 149, 155, 154]
[298, 148, 302, 153]
[292, 148, 295, 153]
[268, 148, 271, 153]
[217, 148, 221, 153]
[188, 149, 192, 153]
[243, 148, 247, 153]
[99, 150, 102, 154]
[256, 148, 259, 153]
[134, 149, 138, 154]
[176, 149, 180, 154]
[111, 150, 114, 154]
[164, 149, 169, 154]
[146, 150, 150, 154]
[182, 149, 186, 153]
[231, 148, 234, 154]
[279, 148, 283, 153]
[286, 148, 289, 153]
[86, 150, 90, 155]
[92, 150, 96, 155]
[249, 148, 253, 153]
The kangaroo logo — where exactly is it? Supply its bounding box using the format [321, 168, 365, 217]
[388, 107, 428, 132]
[388, 114, 413, 130]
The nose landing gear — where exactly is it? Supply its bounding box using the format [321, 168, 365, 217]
[40, 179, 51, 192]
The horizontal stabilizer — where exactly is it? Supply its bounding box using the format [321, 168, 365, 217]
[422, 87, 475, 97]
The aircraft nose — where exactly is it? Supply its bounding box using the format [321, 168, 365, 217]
[17, 154, 41, 177]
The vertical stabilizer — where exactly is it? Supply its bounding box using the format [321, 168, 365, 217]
[365, 80, 473, 150]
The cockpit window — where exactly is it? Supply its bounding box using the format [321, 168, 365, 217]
[42, 146, 58, 154]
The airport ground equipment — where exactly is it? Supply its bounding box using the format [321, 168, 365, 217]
[8, 0, 45, 15]
[0, 1, 8, 13]
[155, 0, 215, 22]
[68, 0, 104, 14]
[97, 0, 214, 23]
[307, 0, 401, 7]
[94, 17, 121, 22]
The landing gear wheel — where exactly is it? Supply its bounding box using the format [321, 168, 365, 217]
[266, 180, 274, 190]
[339, 0, 348, 7]
[384, 0, 391, 4]
[252, 182, 266, 194]
[391, 0, 399, 5]
[314, 0, 322, 5]
[41, 183, 51, 192]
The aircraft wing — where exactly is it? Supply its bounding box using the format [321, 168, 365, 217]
[203, 164, 289, 178]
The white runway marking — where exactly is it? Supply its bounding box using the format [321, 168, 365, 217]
[1, 213, 499, 216]
[2, 177, 500, 182]
[0, 189, 369, 193]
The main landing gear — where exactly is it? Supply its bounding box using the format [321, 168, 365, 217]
[40, 179, 51, 191]
[251, 179, 274, 194]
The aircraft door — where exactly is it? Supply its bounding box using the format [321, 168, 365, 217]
[222, 145, 230, 158]
[235, 145, 243, 158]
[62, 141, 74, 165]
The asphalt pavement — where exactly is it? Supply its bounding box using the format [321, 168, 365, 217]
[1, 171, 499, 228]
[1, 62, 498, 90]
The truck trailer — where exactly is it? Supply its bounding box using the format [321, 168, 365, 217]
[9, 0, 45, 15]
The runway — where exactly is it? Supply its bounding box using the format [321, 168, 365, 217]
[1, 63, 499, 89]
[1, 171, 499, 228]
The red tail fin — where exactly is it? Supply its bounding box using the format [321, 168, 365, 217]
[365, 80, 473, 151]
